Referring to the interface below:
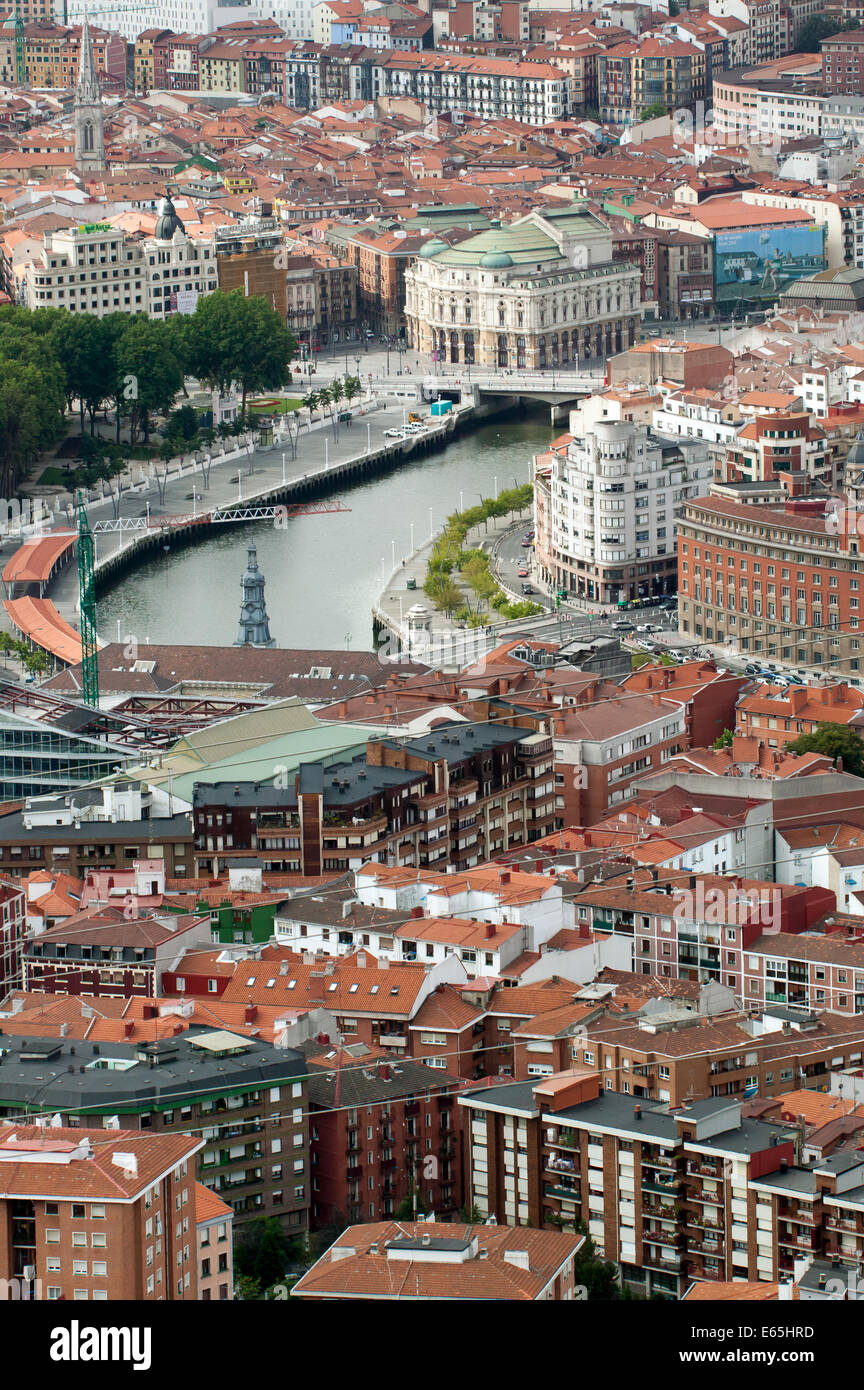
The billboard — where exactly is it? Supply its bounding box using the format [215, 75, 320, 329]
[714, 223, 826, 309]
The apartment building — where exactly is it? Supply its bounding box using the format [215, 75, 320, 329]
[707, 0, 791, 63]
[0, 1030, 309, 1235]
[822, 29, 864, 94]
[0, 879, 26, 1003]
[621, 659, 748, 748]
[192, 723, 556, 877]
[776, 825, 864, 914]
[722, 413, 833, 489]
[532, 419, 712, 606]
[550, 693, 688, 825]
[371, 51, 571, 125]
[571, 872, 832, 989]
[0, 807, 193, 881]
[598, 37, 706, 125]
[217, 950, 475, 1071]
[0, 20, 126, 89]
[459, 1070, 800, 1294]
[21, 909, 212, 998]
[0, 1125, 202, 1302]
[741, 929, 864, 1013]
[195, 1183, 234, 1301]
[304, 1045, 465, 1226]
[572, 995, 864, 1097]
[292, 1220, 586, 1300]
[677, 495, 864, 675]
[736, 680, 864, 748]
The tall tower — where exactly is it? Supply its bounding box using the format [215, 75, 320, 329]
[234, 543, 276, 648]
[74, 15, 106, 174]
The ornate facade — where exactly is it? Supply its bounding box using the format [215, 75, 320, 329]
[404, 206, 642, 370]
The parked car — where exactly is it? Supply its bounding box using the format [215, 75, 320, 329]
[744, 662, 761, 676]
[384, 428, 403, 438]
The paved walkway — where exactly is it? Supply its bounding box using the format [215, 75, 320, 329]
[2, 397, 443, 656]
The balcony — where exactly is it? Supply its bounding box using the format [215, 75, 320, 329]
[546, 1155, 577, 1174]
[544, 1184, 580, 1202]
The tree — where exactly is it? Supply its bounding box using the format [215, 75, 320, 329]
[343, 374, 361, 405]
[22, 648, 49, 678]
[787, 722, 864, 776]
[302, 390, 320, 419]
[0, 314, 66, 494]
[0, 632, 14, 666]
[640, 102, 668, 120]
[234, 1216, 300, 1295]
[184, 289, 297, 417]
[572, 1222, 628, 1300]
[795, 16, 854, 51]
[113, 317, 183, 444]
[712, 728, 734, 749]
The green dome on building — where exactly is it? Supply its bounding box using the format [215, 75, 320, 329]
[480, 250, 514, 268]
[419, 238, 449, 259]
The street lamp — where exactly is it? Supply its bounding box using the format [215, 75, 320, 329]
[410, 521, 415, 553]
[391, 539, 396, 570]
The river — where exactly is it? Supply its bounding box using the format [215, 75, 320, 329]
[97, 412, 556, 650]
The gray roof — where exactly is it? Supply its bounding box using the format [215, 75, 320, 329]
[0, 1029, 304, 1114]
[0, 811, 192, 844]
[304, 1048, 458, 1107]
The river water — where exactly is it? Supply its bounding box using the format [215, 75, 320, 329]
[97, 412, 556, 650]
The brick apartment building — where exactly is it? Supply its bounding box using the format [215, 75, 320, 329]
[459, 1070, 815, 1294]
[822, 30, 864, 94]
[216, 950, 485, 1077]
[304, 1044, 465, 1227]
[736, 680, 864, 748]
[462, 1064, 864, 1291]
[21, 910, 212, 998]
[621, 660, 748, 748]
[0, 810, 193, 882]
[195, 1183, 234, 1301]
[193, 723, 556, 877]
[572, 871, 834, 992]
[292, 1220, 586, 1301]
[0, 1124, 202, 1301]
[0, 1030, 309, 1235]
[551, 692, 688, 825]
[572, 1002, 864, 1104]
[722, 413, 833, 488]
[0, 879, 25, 1002]
[677, 495, 864, 675]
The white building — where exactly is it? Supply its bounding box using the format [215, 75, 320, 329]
[534, 419, 712, 605]
[24, 198, 217, 319]
[59, 0, 268, 43]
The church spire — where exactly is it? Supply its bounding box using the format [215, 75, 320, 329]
[234, 543, 276, 648]
[74, 13, 106, 173]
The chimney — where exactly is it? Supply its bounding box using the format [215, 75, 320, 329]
[357, 951, 367, 969]
[411, 905, 424, 918]
[485, 922, 496, 939]
[634, 1104, 642, 1121]
[244, 1004, 257, 1023]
